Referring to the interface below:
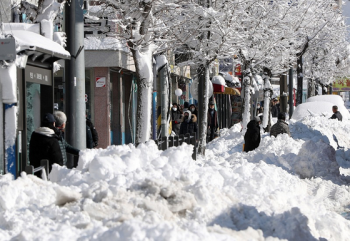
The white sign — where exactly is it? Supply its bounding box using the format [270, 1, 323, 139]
[96, 77, 106, 87]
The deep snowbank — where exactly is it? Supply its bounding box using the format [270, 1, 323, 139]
[0, 118, 350, 240]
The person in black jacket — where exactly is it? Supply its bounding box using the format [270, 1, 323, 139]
[271, 98, 279, 118]
[86, 117, 99, 148]
[330, 105, 342, 121]
[54, 111, 80, 167]
[244, 116, 261, 152]
[180, 110, 197, 135]
[29, 113, 63, 174]
[171, 103, 182, 135]
[207, 101, 218, 142]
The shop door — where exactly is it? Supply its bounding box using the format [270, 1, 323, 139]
[19, 65, 53, 172]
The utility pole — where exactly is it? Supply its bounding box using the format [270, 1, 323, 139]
[65, 0, 86, 168]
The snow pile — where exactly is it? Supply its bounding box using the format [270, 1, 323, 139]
[1, 118, 350, 240]
[290, 116, 350, 150]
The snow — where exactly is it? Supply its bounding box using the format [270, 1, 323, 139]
[84, 37, 129, 51]
[155, 55, 168, 72]
[211, 75, 225, 86]
[1, 23, 40, 34]
[1, 101, 350, 240]
[4, 30, 70, 57]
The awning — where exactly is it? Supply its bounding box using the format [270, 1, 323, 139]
[4, 30, 70, 64]
[214, 87, 240, 95]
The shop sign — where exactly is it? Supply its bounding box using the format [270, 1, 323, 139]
[25, 65, 52, 86]
[96, 77, 106, 87]
[333, 77, 350, 91]
[234, 64, 242, 76]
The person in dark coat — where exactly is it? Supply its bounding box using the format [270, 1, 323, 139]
[86, 117, 99, 148]
[29, 113, 63, 174]
[183, 101, 190, 112]
[270, 112, 291, 138]
[180, 110, 197, 135]
[171, 103, 182, 135]
[271, 98, 279, 118]
[189, 104, 198, 117]
[54, 111, 80, 167]
[244, 116, 261, 152]
[207, 101, 218, 142]
[330, 105, 342, 121]
[256, 103, 263, 116]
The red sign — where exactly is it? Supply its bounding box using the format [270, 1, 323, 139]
[235, 64, 242, 76]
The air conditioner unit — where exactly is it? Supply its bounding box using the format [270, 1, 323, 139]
[0, 38, 16, 61]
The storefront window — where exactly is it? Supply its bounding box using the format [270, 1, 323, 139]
[26, 82, 41, 164]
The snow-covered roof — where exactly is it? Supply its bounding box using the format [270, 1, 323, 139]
[4, 30, 70, 59]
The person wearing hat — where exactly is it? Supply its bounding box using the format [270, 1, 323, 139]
[171, 103, 183, 135]
[180, 110, 197, 135]
[183, 102, 190, 112]
[207, 100, 218, 142]
[29, 113, 63, 176]
[244, 116, 261, 152]
[189, 104, 198, 117]
[271, 98, 280, 118]
[270, 112, 291, 138]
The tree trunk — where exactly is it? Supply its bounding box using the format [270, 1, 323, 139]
[198, 65, 209, 155]
[296, 55, 303, 105]
[242, 75, 252, 135]
[130, 47, 153, 145]
[262, 76, 272, 132]
[307, 78, 315, 98]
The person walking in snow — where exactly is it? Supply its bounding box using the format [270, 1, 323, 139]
[189, 104, 198, 117]
[171, 103, 183, 135]
[54, 111, 80, 167]
[29, 113, 63, 174]
[270, 112, 291, 138]
[86, 116, 99, 148]
[244, 116, 261, 152]
[271, 98, 280, 118]
[330, 105, 342, 121]
[207, 101, 218, 142]
[180, 110, 197, 135]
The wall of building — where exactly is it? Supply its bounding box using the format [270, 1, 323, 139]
[93, 67, 111, 148]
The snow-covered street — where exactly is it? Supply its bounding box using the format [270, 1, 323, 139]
[1, 113, 350, 241]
